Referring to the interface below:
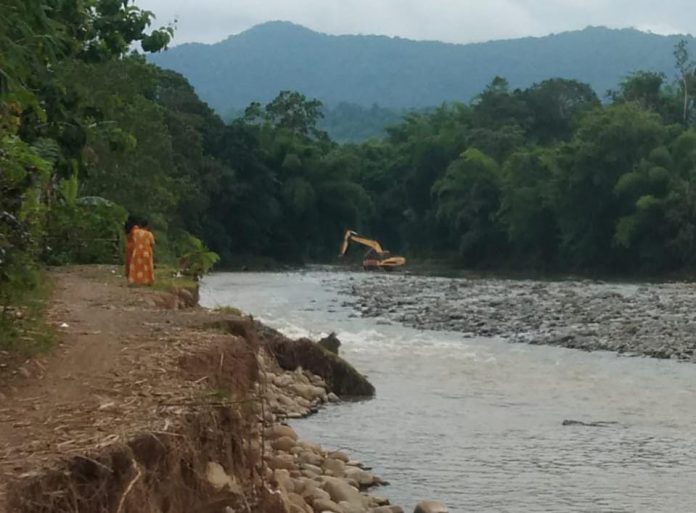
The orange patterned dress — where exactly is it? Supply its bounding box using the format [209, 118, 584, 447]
[128, 227, 155, 285]
[124, 226, 137, 278]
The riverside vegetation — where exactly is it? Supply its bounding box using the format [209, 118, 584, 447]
[8, 1, 696, 325]
[4, 3, 696, 511]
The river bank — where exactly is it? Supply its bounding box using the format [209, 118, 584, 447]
[342, 273, 696, 362]
[0, 266, 415, 513]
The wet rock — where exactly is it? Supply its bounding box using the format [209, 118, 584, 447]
[413, 501, 449, 513]
[318, 333, 342, 354]
[562, 419, 619, 427]
[321, 477, 367, 510]
[260, 329, 375, 397]
[344, 467, 375, 488]
[371, 507, 403, 513]
[323, 457, 346, 477]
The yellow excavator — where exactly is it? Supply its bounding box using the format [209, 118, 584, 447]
[338, 229, 406, 270]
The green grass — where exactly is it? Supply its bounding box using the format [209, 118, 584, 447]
[0, 271, 56, 355]
[152, 265, 198, 292]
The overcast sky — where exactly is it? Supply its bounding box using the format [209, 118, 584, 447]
[137, 0, 696, 46]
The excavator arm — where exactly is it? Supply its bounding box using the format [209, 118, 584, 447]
[338, 230, 384, 256]
[338, 229, 405, 270]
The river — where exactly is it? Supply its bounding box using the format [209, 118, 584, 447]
[201, 270, 696, 513]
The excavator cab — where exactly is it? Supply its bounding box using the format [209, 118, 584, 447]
[338, 230, 406, 270]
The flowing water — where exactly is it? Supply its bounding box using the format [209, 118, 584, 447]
[201, 270, 696, 513]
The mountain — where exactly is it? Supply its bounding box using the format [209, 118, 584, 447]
[150, 21, 694, 115]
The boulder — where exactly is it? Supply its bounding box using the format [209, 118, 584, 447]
[321, 477, 367, 509]
[299, 450, 324, 467]
[290, 383, 327, 402]
[267, 453, 296, 471]
[328, 451, 350, 463]
[205, 462, 242, 494]
[261, 332, 375, 397]
[274, 469, 294, 493]
[339, 500, 365, 513]
[272, 436, 298, 452]
[312, 498, 344, 513]
[303, 486, 331, 504]
[344, 467, 375, 488]
[413, 501, 448, 513]
[300, 462, 323, 477]
[267, 424, 299, 441]
[323, 458, 346, 477]
[318, 333, 342, 354]
[287, 492, 313, 513]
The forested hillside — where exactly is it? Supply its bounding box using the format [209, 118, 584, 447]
[6, 0, 696, 346]
[151, 21, 695, 113]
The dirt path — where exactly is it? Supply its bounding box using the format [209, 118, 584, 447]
[0, 266, 215, 510]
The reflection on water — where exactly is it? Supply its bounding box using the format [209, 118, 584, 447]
[201, 271, 696, 513]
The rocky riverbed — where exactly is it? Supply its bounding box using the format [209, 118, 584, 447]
[341, 274, 696, 362]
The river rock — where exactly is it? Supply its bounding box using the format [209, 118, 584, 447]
[371, 507, 403, 513]
[287, 492, 313, 513]
[291, 383, 327, 401]
[321, 477, 367, 509]
[323, 457, 346, 477]
[274, 469, 294, 493]
[300, 450, 324, 467]
[318, 333, 342, 354]
[268, 453, 296, 471]
[344, 467, 375, 487]
[312, 498, 344, 513]
[303, 484, 331, 504]
[205, 462, 242, 494]
[300, 462, 324, 477]
[413, 501, 448, 513]
[339, 500, 365, 513]
[273, 436, 299, 452]
[267, 424, 300, 441]
[329, 451, 350, 462]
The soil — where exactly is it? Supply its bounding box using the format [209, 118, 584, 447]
[0, 266, 381, 513]
[0, 266, 258, 512]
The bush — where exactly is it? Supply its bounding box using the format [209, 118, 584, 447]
[43, 199, 128, 265]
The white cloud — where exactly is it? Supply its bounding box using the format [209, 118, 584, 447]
[137, 0, 696, 45]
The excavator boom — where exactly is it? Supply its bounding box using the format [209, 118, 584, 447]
[338, 229, 405, 270]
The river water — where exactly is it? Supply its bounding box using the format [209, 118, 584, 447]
[201, 270, 696, 513]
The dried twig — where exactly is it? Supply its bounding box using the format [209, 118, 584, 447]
[115, 460, 141, 513]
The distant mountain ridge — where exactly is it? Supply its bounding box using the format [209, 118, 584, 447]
[150, 21, 695, 115]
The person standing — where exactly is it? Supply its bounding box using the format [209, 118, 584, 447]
[124, 216, 139, 279]
[128, 219, 155, 286]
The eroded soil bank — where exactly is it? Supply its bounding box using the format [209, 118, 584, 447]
[0, 267, 402, 513]
[344, 273, 696, 362]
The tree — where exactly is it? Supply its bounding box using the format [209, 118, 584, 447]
[523, 79, 599, 142]
[674, 39, 696, 126]
[431, 148, 504, 263]
[498, 148, 558, 267]
[553, 103, 667, 270]
[265, 91, 326, 139]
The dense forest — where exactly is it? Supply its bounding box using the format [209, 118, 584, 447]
[5, 0, 696, 326]
[151, 21, 696, 114]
